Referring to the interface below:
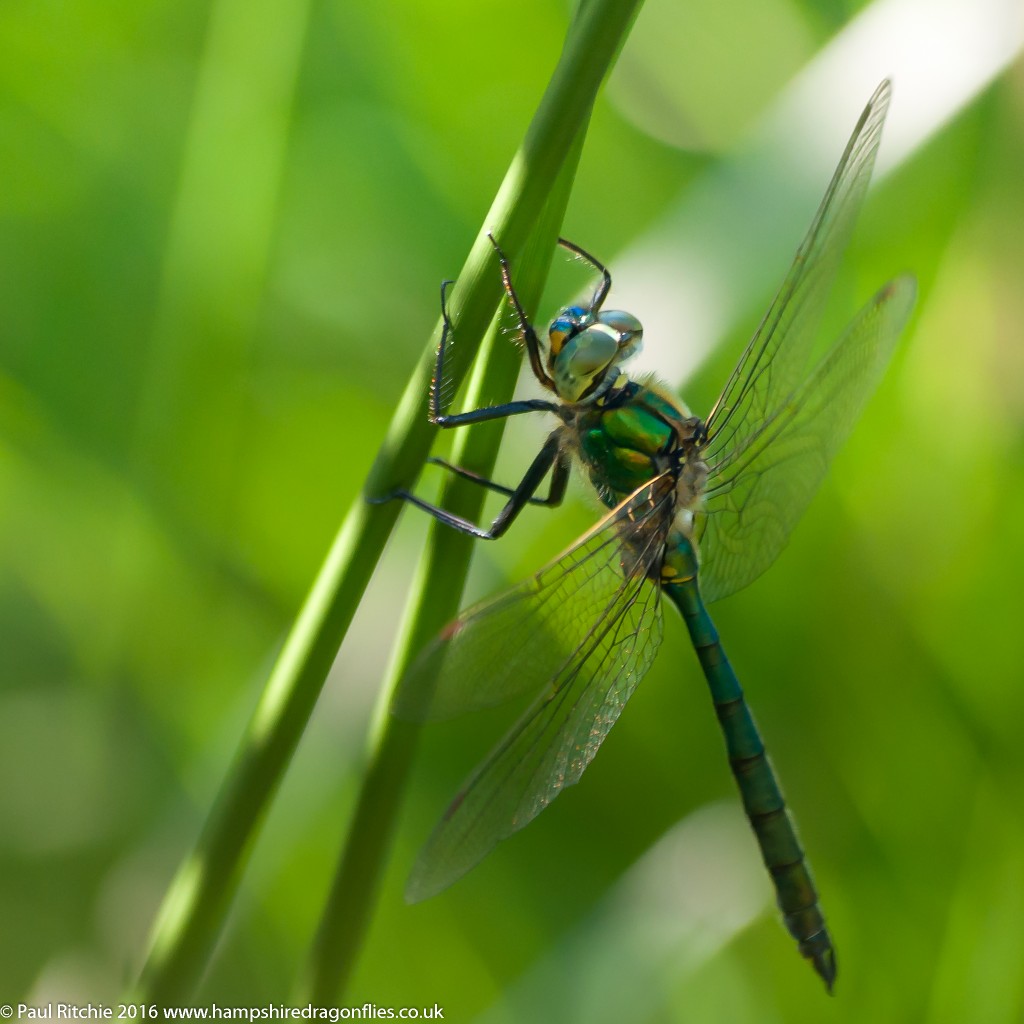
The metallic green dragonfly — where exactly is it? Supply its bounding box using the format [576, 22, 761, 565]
[390, 80, 915, 991]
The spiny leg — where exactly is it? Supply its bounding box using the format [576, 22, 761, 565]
[486, 233, 557, 392]
[393, 431, 569, 540]
[556, 237, 612, 312]
[378, 241, 571, 536]
[430, 275, 562, 429]
[425, 455, 568, 508]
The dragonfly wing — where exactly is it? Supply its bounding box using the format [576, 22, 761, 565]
[695, 275, 916, 603]
[394, 476, 673, 721]
[703, 80, 892, 466]
[404, 476, 674, 901]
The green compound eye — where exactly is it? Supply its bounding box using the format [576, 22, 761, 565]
[551, 324, 619, 401]
[547, 308, 644, 402]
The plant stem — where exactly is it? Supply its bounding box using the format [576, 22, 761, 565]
[134, 0, 645, 1003]
[300, 156, 585, 1000]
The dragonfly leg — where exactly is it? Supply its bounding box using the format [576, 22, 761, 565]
[431, 278, 563, 428]
[425, 455, 569, 508]
[427, 278, 456, 422]
[556, 238, 612, 311]
[388, 431, 567, 540]
[485, 233, 557, 393]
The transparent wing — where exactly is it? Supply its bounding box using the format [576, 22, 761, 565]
[702, 80, 892, 467]
[399, 476, 676, 901]
[394, 475, 673, 721]
[695, 276, 916, 603]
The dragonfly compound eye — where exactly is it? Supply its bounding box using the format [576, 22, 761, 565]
[551, 324, 620, 401]
[548, 306, 590, 356]
[596, 309, 643, 360]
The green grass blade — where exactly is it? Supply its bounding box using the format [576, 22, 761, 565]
[134, 0, 645, 1003]
[300, 141, 587, 1000]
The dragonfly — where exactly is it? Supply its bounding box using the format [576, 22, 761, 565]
[387, 80, 915, 991]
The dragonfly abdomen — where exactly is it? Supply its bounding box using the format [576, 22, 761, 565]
[664, 570, 837, 991]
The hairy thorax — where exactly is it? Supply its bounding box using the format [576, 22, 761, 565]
[568, 375, 708, 534]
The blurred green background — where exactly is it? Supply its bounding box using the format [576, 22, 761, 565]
[2, 0, 1023, 1019]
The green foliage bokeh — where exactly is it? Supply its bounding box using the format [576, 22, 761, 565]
[2, 0, 1023, 1020]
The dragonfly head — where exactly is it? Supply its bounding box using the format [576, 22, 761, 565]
[547, 306, 644, 402]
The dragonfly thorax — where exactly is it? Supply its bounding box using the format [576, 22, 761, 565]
[547, 305, 643, 403]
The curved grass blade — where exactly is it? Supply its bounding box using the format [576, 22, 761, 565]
[403, 476, 675, 900]
[695, 275, 916, 602]
[136, 0, 647, 1003]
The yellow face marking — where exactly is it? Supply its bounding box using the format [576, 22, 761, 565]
[548, 327, 569, 357]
